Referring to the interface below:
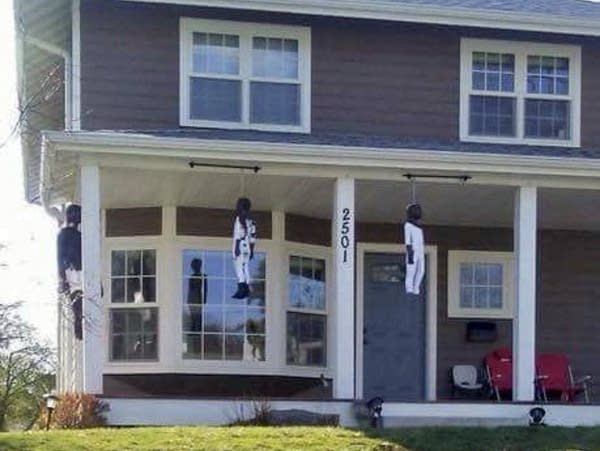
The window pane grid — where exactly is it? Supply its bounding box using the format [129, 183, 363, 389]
[193, 32, 239, 75]
[459, 262, 503, 310]
[472, 52, 514, 93]
[287, 256, 327, 367]
[288, 256, 326, 311]
[110, 308, 158, 361]
[527, 55, 569, 96]
[252, 37, 299, 80]
[525, 99, 570, 140]
[182, 249, 266, 362]
[185, 24, 305, 128]
[110, 250, 156, 304]
[469, 95, 516, 137]
[465, 43, 575, 143]
[286, 312, 327, 367]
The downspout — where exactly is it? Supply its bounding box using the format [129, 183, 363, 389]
[22, 35, 72, 131]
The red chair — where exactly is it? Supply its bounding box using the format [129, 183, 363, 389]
[535, 353, 591, 404]
[484, 348, 512, 401]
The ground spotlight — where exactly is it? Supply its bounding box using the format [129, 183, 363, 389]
[529, 407, 546, 426]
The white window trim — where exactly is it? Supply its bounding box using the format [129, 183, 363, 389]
[103, 237, 164, 365]
[174, 237, 271, 371]
[460, 38, 581, 148]
[179, 17, 311, 133]
[447, 250, 514, 319]
[284, 244, 332, 370]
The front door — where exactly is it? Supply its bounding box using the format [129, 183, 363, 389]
[362, 252, 426, 402]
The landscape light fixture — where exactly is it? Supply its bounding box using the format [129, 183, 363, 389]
[43, 392, 59, 431]
[529, 407, 546, 426]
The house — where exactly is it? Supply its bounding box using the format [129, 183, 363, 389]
[13, 0, 600, 427]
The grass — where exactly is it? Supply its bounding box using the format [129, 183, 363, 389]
[1, 426, 600, 451]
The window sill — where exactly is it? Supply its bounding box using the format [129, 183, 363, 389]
[180, 119, 310, 134]
[460, 135, 579, 148]
[104, 362, 332, 379]
[447, 309, 513, 320]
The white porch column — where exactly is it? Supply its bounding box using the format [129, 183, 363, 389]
[332, 177, 355, 399]
[80, 165, 103, 394]
[512, 186, 537, 401]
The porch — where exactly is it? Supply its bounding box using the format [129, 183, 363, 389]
[43, 131, 600, 425]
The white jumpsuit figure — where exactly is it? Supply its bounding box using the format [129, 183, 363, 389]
[232, 216, 257, 284]
[404, 221, 425, 295]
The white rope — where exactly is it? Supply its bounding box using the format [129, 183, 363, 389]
[410, 178, 417, 204]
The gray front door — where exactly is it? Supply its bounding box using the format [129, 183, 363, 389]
[363, 252, 426, 402]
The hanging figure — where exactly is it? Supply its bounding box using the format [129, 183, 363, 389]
[57, 204, 84, 340]
[232, 197, 257, 299]
[404, 203, 425, 296]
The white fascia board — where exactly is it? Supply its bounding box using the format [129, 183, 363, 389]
[42, 131, 600, 179]
[119, 0, 600, 37]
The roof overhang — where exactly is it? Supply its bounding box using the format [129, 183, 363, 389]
[121, 0, 600, 37]
[43, 132, 600, 180]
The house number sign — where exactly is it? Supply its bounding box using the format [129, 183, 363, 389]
[340, 207, 352, 266]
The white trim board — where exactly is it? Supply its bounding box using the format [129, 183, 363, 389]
[118, 0, 600, 37]
[72, 0, 82, 131]
[355, 243, 438, 402]
[43, 131, 600, 179]
[104, 397, 600, 427]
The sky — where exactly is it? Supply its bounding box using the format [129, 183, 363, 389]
[0, 1, 58, 345]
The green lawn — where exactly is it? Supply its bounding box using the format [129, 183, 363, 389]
[1, 426, 600, 451]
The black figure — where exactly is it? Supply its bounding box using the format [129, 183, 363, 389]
[231, 197, 257, 299]
[187, 258, 207, 332]
[404, 203, 425, 295]
[57, 204, 83, 340]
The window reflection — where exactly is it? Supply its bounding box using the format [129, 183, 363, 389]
[182, 249, 266, 361]
[287, 256, 327, 367]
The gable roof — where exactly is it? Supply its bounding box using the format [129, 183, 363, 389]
[122, 0, 600, 36]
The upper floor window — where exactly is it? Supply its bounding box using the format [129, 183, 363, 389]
[180, 18, 311, 133]
[460, 39, 581, 147]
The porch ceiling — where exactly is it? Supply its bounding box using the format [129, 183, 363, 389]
[100, 168, 600, 231]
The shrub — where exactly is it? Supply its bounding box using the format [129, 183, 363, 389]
[228, 398, 272, 426]
[38, 393, 109, 429]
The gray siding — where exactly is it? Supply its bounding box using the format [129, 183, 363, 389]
[80, 0, 600, 147]
[311, 22, 460, 139]
[581, 43, 600, 148]
[177, 207, 272, 238]
[105, 207, 162, 237]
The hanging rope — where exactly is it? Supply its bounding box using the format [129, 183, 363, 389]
[410, 177, 417, 204]
[240, 170, 246, 197]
